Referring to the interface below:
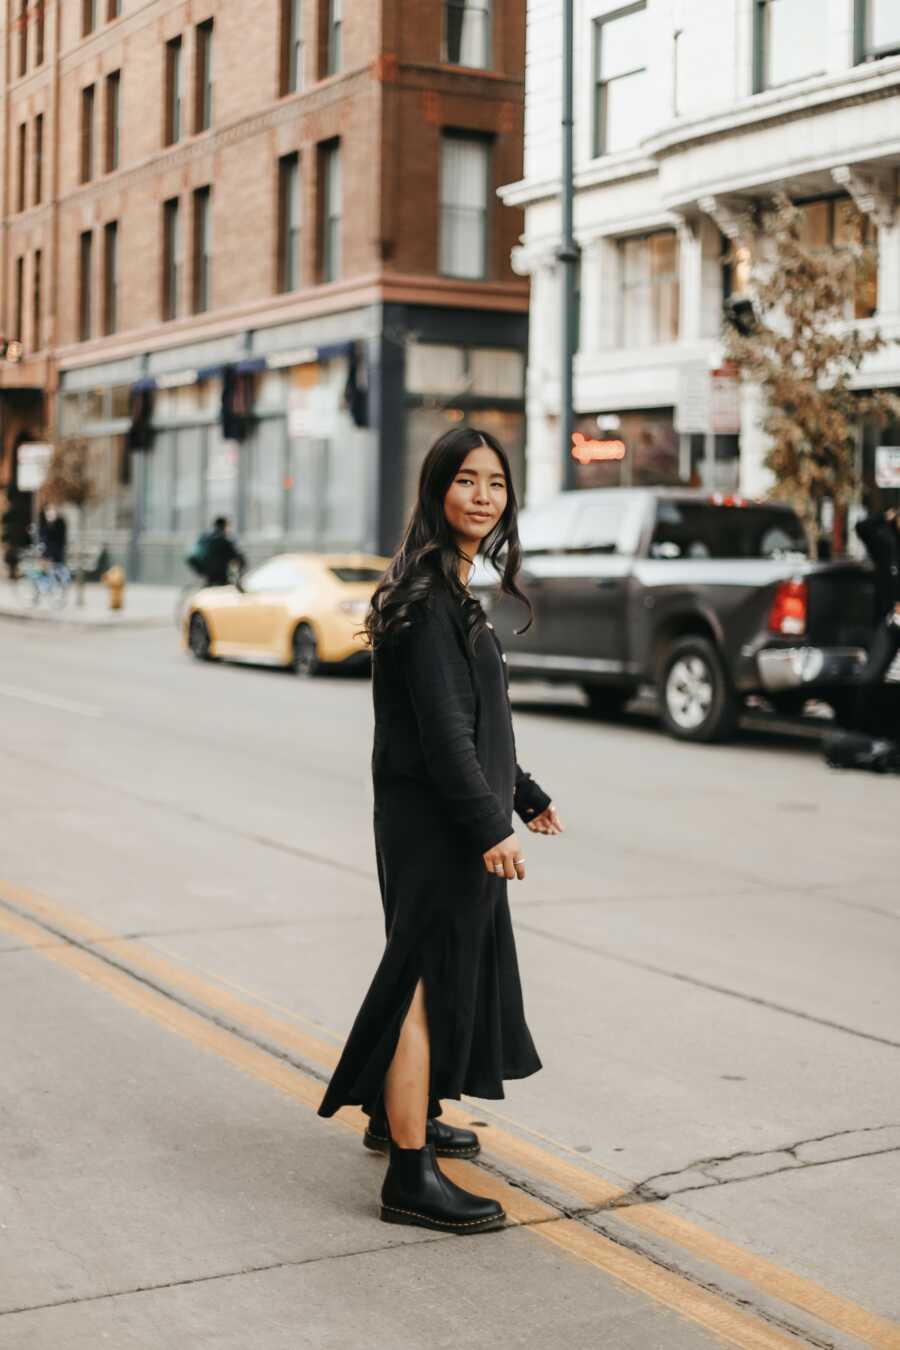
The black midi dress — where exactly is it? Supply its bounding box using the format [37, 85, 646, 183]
[317, 580, 551, 1119]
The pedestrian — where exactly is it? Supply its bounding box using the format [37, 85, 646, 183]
[188, 515, 245, 587]
[38, 505, 68, 567]
[317, 427, 564, 1235]
[850, 503, 900, 734]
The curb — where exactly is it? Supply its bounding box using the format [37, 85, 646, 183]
[0, 607, 173, 631]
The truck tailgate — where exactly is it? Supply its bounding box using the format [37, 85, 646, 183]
[806, 564, 874, 647]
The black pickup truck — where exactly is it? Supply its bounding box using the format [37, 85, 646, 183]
[472, 488, 875, 743]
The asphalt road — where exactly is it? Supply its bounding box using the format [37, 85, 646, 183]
[1, 617, 898, 1350]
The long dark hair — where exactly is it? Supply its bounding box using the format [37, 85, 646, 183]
[365, 426, 532, 652]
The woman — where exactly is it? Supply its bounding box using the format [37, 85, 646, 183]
[318, 427, 563, 1234]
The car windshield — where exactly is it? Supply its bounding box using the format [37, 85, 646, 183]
[243, 559, 307, 592]
[520, 493, 644, 556]
[650, 502, 807, 560]
[329, 566, 385, 584]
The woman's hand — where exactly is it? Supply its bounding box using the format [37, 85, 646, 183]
[526, 803, 564, 835]
[483, 833, 526, 881]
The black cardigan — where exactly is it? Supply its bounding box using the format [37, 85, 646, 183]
[372, 584, 551, 855]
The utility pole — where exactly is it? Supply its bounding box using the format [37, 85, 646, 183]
[559, 0, 578, 490]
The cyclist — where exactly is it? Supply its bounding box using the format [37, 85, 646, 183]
[188, 516, 245, 588]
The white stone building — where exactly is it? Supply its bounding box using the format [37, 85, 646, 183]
[502, 0, 900, 507]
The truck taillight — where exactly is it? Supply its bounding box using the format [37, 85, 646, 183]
[768, 579, 807, 636]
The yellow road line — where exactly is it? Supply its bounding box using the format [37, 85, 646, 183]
[3, 880, 899, 1348]
[537, 1222, 804, 1350]
[0, 898, 798, 1349]
[0, 902, 549, 1231]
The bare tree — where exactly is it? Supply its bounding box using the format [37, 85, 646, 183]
[42, 439, 97, 606]
[723, 194, 899, 556]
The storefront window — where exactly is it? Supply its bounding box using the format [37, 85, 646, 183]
[172, 427, 205, 532]
[406, 343, 468, 397]
[243, 419, 286, 536]
[288, 437, 325, 545]
[573, 409, 679, 489]
[144, 437, 174, 531]
[205, 428, 239, 524]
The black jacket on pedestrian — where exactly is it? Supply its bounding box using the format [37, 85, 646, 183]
[39, 513, 67, 565]
[203, 529, 245, 586]
[856, 512, 900, 621]
[318, 579, 551, 1120]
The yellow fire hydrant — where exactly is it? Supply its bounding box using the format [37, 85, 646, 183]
[103, 564, 126, 611]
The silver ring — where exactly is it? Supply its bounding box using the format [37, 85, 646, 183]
[514, 857, 524, 864]
[493, 864, 504, 874]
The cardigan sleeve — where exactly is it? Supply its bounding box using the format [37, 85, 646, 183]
[514, 765, 552, 824]
[401, 604, 513, 854]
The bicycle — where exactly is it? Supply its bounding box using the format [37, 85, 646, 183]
[16, 551, 72, 610]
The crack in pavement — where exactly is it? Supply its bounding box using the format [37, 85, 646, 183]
[0, 1233, 453, 1319]
[0, 893, 849, 1348]
[515, 919, 900, 1051]
[602, 1123, 900, 1204]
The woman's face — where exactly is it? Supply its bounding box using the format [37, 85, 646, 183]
[443, 444, 508, 551]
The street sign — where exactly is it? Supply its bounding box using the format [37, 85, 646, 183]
[710, 366, 741, 435]
[677, 364, 741, 436]
[875, 446, 900, 489]
[17, 442, 53, 491]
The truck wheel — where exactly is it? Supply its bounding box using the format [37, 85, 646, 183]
[584, 685, 630, 720]
[660, 636, 739, 743]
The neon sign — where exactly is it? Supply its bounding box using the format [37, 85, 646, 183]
[571, 433, 627, 464]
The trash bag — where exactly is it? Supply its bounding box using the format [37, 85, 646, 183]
[823, 728, 900, 774]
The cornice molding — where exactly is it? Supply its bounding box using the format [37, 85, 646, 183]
[831, 164, 897, 228]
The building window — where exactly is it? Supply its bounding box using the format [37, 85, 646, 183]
[162, 197, 181, 319]
[165, 36, 183, 144]
[33, 249, 42, 350]
[79, 230, 93, 340]
[798, 197, 878, 319]
[81, 84, 95, 182]
[439, 134, 489, 280]
[195, 20, 214, 131]
[36, 0, 45, 64]
[33, 113, 43, 204]
[855, 0, 900, 61]
[105, 71, 121, 171]
[326, 0, 341, 75]
[281, 0, 303, 93]
[15, 257, 25, 345]
[443, 0, 491, 68]
[320, 141, 341, 281]
[593, 3, 650, 156]
[17, 123, 26, 212]
[18, 0, 27, 75]
[619, 231, 679, 347]
[278, 152, 301, 291]
[108, 0, 121, 17]
[192, 186, 212, 312]
[103, 221, 118, 334]
[83, 0, 97, 36]
[754, 0, 827, 91]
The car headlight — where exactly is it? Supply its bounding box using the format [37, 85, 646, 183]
[337, 598, 369, 618]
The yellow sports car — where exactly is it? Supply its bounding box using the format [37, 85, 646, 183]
[185, 553, 388, 675]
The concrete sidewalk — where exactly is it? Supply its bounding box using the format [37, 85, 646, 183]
[0, 580, 181, 629]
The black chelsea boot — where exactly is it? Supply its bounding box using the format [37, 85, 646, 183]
[364, 1110, 480, 1159]
[380, 1141, 505, 1234]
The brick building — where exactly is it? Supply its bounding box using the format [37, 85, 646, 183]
[1, 0, 528, 578]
